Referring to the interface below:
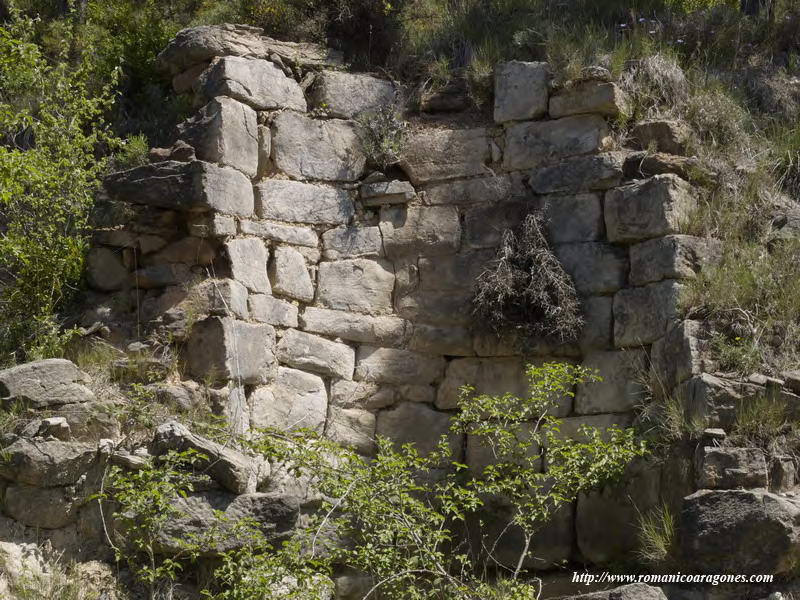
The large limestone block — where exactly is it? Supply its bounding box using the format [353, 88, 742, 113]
[417, 250, 495, 291]
[177, 96, 258, 177]
[240, 219, 319, 247]
[226, 237, 270, 294]
[538, 193, 603, 244]
[272, 112, 366, 182]
[354, 346, 446, 385]
[198, 56, 306, 111]
[322, 226, 383, 260]
[399, 128, 491, 185]
[330, 380, 391, 410]
[149, 237, 216, 265]
[0, 439, 98, 486]
[132, 264, 191, 289]
[276, 329, 355, 380]
[269, 246, 314, 302]
[463, 200, 531, 249]
[493, 60, 549, 123]
[186, 317, 276, 384]
[695, 447, 768, 490]
[575, 350, 647, 414]
[605, 174, 696, 243]
[316, 259, 395, 314]
[250, 367, 328, 433]
[553, 242, 628, 295]
[4, 485, 81, 529]
[255, 180, 354, 225]
[249, 294, 298, 327]
[504, 115, 611, 171]
[395, 289, 472, 326]
[0, 359, 94, 409]
[578, 295, 613, 351]
[360, 179, 416, 207]
[326, 406, 376, 455]
[379, 205, 460, 258]
[311, 71, 396, 118]
[613, 280, 683, 347]
[527, 153, 624, 195]
[408, 324, 473, 356]
[193, 278, 250, 320]
[677, 373, 763, 432]
[421, 175, 519, 206]
[301, 307, 409, 346]
[549, 81, 628, 118]
[437, 358, 525, 410]
[629, 234, 721, 285]
[86, 247, 128, 292]
[650, 320, 704, 393]
[105, 160, 254, 216]
[681, 489, 800, 574]
[632, 119, 693, 155]
[376, 402, 461, 458]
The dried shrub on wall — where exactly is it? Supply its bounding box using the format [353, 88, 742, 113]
[472, 212, 584, 347]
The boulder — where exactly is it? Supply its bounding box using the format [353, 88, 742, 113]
[186, 317, 276, 384]
[379, 205, 461, 258]
[322, 226, 383, 260]
[248, 294, 298, 328]
[153, 421, 267, 494]
[272, 112, 366, 182]
[0, 438, 98, 487]
[239, 220, 319, 247]
[276, 329, 355, 380]
[177, 96, 258, 177]
[316, 259, 395, 314]
[225, 237, 271, 294]
[5, 484, 82, 529]
[631, 119, 693, 155]
[269, 246, 314, 302]
[504, 115, 611, 171]
[629, 235, 721, 285]
[325, 406, 376, 455]
[86, 247, 128, 292]
[0, 359, 95, 409]
[354, 346, 446, 385]
[680, 489, 800, 574]
[105, 160, 254, 216]
[376, 402, 461, 459]
[539, 194, 604, 243]
[311, 71, 396, 118]
[250, 367, 328, 433]
[360, 180, 415, 207]
[613, 280, 683, 347]
[549, 81, 628, 118]
[575, 350, 647, 414]
[695, 446, 768, 490]
[553, 242, 629, 295]
[605, 174, 696, 243]
[527, 152, 625, 194]
[677, 373, 761, 432]
[300, 307, 409, 346]
[493, 61, 550, 123]
[255, 180, 354, 225]
[399, 128, 491, 185]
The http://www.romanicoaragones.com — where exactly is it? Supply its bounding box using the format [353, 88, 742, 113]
[572, 572, 774, 586]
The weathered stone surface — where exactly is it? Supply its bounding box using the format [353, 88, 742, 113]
[154, 421, 267, 494]
[86, 247, 128, 292]
[395, 288, 472, 327]
[605, 174, 696, 243]
[493, 61, 549, 123]
[632, 119, 693, 155]
[562, 585, 667, 600]
[311, 71, 395, 118]
[538, 193, 603, 243]
[198, 56, 306, 111]
[681, 489, 800, 574]
[771, 456, 796, 492]
[277, 329, 355, 380]
[4, 485, 81, 529]
[420, 79, 470, 113]
[613, 280, 683, 347]
[360, 180, 415, 207]
[408, 324, 473, 356]
[527, 153, 625, 194]
[301, 307, 409, 346]
[173, 62, 207, 94]
[399, 128, 491, 185]
[0, 439, 98, 487]
[422, 175, 518, 206]
[379, 205, 460, 258]
[132, 264, 191, 289]
[177, 96, 258, 177]
[187, 212, 237, 238]
[438, 358, 526, 410]
[0, 542, 48, 596]
[677, 373, 762, 432]
[250, 367, 327, 433]
[651, 320, 704, 393]
[326, 406, 376, 455]
[696, 446, 768, 489]
[354, 346, 446, 385]
[575, 350, 647, 414]
[94, 229, 168, 254]
[376, 402, 461, 458]
[316, 259, 394, 314]
[240, 219, 319, 247]
[226, 238, 270, 294]
[105, 160, 254, 216]
[272, 112, 366, 182]
[0, 359, 94, 409]
[625, 151, 713, 182]
[629, 235, 721, 285]
[549, 81, 628, 118]
[249, 294, 298, 327]
[193, 278, 250, 320]
[463, 200, 530, 249]
[255, 180, 354, 225]
[186, 317, 276, 384]
[150, 237, 216, 265]
[322, 226, 382, 260]
[554, 242, 628, 295]
[329, 380, 390, 410]
[504, 115, 611, 171]
[269, 246, 314, 302]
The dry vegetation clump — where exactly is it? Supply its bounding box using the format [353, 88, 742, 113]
[472, 212, 583, 348]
